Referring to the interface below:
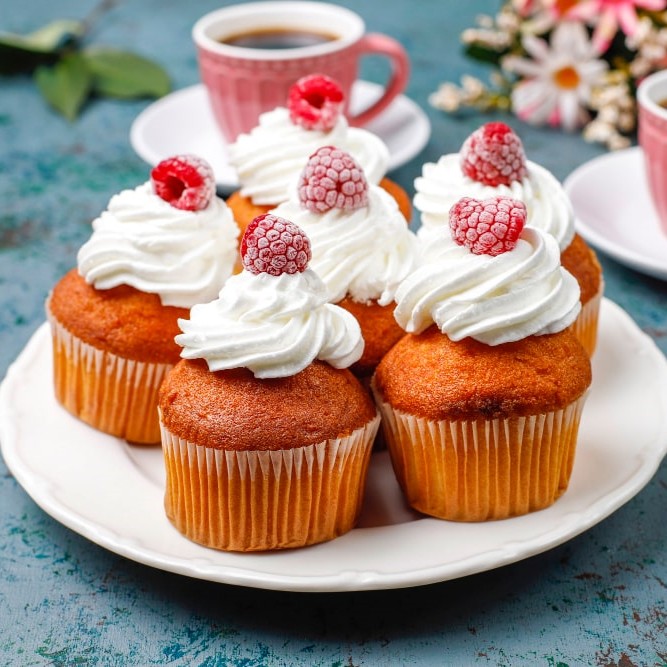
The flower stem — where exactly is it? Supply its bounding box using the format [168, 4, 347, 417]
[81, 0, 120, 39]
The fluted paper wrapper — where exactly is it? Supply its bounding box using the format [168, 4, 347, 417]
[160, 414, 380, 552]
[571, 282, 604, 357]
[373, 387, 587, 521]
[48, 308, 171, 444]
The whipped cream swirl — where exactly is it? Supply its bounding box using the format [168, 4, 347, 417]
[394, 228, 581, 345]
[414, 155, 574, 252]
[176, 269, 364, 378]
[228, 107, 389, 206]
[271, 187, 419, 305]
[77, 182, 239, 308]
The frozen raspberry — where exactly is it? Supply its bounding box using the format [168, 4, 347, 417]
[459, 122, 527, 187]
[287, 74, 344, 132]
[150, 154, 215, 211]
[241, 214, 312, 276]
[297, 146, 369, 213]
[449, 196, 526, 256]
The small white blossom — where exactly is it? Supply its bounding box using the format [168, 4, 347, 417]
[429, 83, 464, 112]
[476, 14, 495, 29]
[461, 75, 486, 97]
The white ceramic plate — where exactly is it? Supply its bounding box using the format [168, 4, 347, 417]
[564, 146, 667, 281]
[130, 81, 431, 191]
[2, 299, 667, 592]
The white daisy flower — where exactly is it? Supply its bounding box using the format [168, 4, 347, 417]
[502, 21, 608, 130]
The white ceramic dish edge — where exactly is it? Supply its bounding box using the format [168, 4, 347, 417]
[564, 146, 667, 281]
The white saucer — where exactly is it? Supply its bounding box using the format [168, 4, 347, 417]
[564, 146, 667, 281]
[130, 81, 431, 191]
[2, 300, 667, 592]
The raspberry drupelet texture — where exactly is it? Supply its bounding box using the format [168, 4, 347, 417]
[287, 74, 345, 132]
[449, 196, 526, 256]
[460, 122, 527, 187]
[241, 214, 312, 276]
[150, 154, 216, 211]
[297, 146, 369, 213]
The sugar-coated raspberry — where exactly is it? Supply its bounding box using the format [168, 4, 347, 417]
[297, 146, 369, 213]
[449, 196, 526, 256]
[287, 74, 344, 132]
[241, 214, 312, 276]
[150, 154, 215, 211]
[459, 122, 527, 187]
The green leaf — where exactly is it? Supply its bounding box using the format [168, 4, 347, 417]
[0, 20, 83, 74]
[0, 19, 83, 52]
[34, 53, 93, 121]
[464, 43, 505, 66]
[83, 47, 170, 99]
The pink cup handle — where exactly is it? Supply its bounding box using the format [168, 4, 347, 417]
[348, 33, 410, 127]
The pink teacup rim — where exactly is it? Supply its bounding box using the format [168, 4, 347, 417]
[637, 70, 667, 119]
[192, 1, 363, 61]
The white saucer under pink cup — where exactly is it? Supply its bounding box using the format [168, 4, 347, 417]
[638, 69, 667, 236]
[193, 1, 410, 141]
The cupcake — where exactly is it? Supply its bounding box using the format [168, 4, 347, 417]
[159, 214, 380, 551]
[48, 155, 239, 444]
[226, 74, 411, 240]
[413, 122, 603, 355]
[373, 196, 592, 521]
[270, 146, 420, 378]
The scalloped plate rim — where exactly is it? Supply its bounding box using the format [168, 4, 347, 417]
[1, 299, 666, 592]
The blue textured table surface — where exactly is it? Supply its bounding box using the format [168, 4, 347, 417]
[2, 1, 667, 665]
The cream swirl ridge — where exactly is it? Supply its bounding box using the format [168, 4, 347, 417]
[228, 108, 389, 206]
[414, 155, 574, 252]
[271, 187, 419, 305]
[176, 270, 364, 378]
[394, 228, 581, 345]
[77, 182, 239, 308]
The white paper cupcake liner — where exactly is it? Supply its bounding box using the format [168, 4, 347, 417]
[373, 385, 587, 521]
[160, 413, 380, 551]
[48, 306, 171, 444]
[571, 281, 604, 356]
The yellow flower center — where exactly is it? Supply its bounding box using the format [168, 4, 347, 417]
[553, 0, 582, 14]
[553, 65, 580, 90]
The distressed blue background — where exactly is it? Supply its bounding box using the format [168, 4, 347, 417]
[1, 1, 666, 665]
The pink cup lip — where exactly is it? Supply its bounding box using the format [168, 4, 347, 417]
[192, 1, 364, 61]
[637, 70, 667, 120]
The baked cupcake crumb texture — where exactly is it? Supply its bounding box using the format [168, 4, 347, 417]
[160, 358, 377, 451]
[47, 154, 238, 444]
[159, 218, 379, 550]
[50, 269, 186, 364]
[375, 194, 592, 522]
[374, 327, 591, 421]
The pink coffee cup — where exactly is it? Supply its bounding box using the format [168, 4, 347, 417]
[192, 1, 410, 141]
[638, 69, 667, 235]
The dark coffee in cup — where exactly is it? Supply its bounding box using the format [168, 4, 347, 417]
[220, 28, 339, 49]
[193, 2, 410, 140]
